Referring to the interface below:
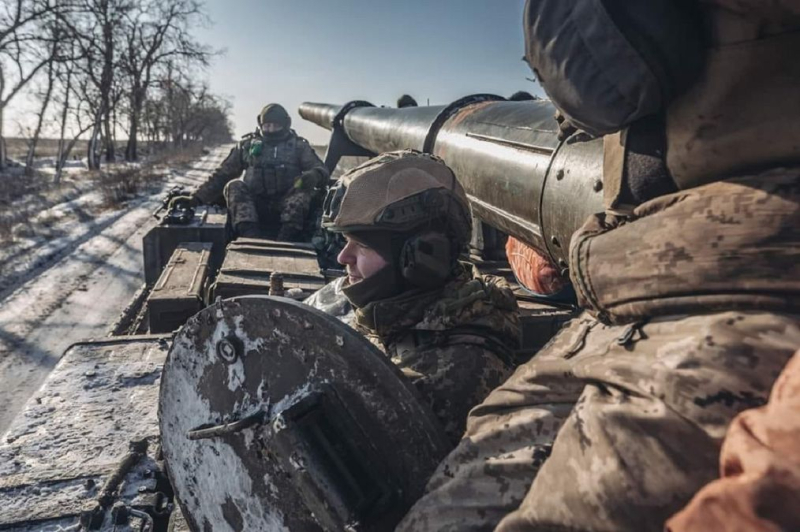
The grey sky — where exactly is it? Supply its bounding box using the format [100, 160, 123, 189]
[196, 0, 541, 144]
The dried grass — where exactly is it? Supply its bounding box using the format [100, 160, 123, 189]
[0, 143, 208, 242]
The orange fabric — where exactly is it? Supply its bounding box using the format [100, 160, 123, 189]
[667, 350, 800, 532]
[505, 237, 567, 295]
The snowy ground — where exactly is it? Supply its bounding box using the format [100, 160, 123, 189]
[0, 147, 229, 435]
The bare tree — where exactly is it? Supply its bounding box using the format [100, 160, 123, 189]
[60, 0, 132, 169]
[0, 0, 64, 169]
[120, 0, 209, 161]
[52, 38, 95, 183]
[24, 25, 62, 176]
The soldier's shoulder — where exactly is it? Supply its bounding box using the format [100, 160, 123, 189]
[237, 130, 259, 148]
[292, 131, 312, 146]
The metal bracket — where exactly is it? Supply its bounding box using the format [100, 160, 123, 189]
[323, 100, 376, 173]
[186, 409, 267, 441]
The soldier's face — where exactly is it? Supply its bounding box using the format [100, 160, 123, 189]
[261, 122, 282, 133]
[337, 238, 388, 285]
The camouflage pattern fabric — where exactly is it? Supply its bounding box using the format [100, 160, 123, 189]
[399, 311, 800, 532]
[223, 179, 314, 240]
[667, 349, 800, 532]
[353, 264, 520, 445]
[570, 168, 800, 324]
[195, 129, 327, 236]
[398, 169, 800, 531]
[277, 190, 313, 241]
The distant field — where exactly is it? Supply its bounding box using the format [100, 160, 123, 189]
[4, 138, 160, 160]
[5, 138, 93, 160]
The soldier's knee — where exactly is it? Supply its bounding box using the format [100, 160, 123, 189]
[223, 179, 249, 202]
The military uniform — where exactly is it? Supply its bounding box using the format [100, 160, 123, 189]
[398, 3, 800, 531]
[194, 104, 328, 240]
[350, 263, 519, 444]
[320, 150, 521, 446]
[399, 172, 800, 531]
[667, 349, 800, 531]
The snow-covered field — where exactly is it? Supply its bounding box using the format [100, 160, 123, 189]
[0, 147, 229, 435]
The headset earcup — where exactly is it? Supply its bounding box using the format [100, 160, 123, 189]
[400, 232, 454, 289]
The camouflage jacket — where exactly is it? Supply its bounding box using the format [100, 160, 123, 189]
[194, 129, 328, 204]
[399, 168, 800, 532]
[353, 264, 520, 445]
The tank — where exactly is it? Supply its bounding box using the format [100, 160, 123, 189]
[1, 96, 592, 530]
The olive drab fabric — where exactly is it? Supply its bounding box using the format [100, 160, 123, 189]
[322, 150, 472, 247]
[398, 169, 800, 531]
[667, 349, 800, 532]
[350, 264, 520, 445]
[194, 127, 328, 236]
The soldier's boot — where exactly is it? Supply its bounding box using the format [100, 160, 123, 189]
[236, 221, 264, 239]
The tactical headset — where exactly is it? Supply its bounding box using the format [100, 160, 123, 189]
[323, 184, 471, 289]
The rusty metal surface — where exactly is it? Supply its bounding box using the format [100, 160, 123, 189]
[159, 296, 450, 532]
[299, 99, 604, 267]
[0, 336, 170, 530]
[539, 136, 605, 271]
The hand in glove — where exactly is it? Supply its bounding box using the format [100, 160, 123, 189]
[168, 194, 200, 210]
[293, 171, 319, 191]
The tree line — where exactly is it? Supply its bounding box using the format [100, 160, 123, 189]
[1, 0, 233, 180]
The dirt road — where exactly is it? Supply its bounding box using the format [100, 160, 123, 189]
[0, 148, 228, 435]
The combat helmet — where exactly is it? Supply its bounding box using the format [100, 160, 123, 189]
[323, 150, 472, 289]
[257, 103, 291, 130]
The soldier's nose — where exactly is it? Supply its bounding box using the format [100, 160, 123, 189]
[337, 241, 357, 266]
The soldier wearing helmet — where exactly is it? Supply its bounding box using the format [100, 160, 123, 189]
[315, 149, 519, 444]
[398, 2, 800, 531]
[173, 103, 329, 240]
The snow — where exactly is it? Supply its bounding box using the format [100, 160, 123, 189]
[0, 146, 231, 436]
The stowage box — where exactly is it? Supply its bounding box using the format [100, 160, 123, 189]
[212, 239, 326, 300]
[147, 242, 213, 333]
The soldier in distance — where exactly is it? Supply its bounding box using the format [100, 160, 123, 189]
[398, 1, 800, 531]
[171, 103, 328, 240]
[314, 149, 520, 445]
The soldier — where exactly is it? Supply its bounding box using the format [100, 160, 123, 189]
[398, 1, 800, 531]
[171, 103, 329, 240]
[318, 149, 520, 444]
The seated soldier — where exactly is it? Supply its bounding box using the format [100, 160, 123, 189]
[172, 103, 329, 241]
[315, 149, 520, 444]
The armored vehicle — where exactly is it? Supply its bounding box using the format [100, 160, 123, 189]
[0, 95, 601, 531]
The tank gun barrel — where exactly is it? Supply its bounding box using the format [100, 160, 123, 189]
[298, 103, 341, 130]
[299, 96, 604, 270]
